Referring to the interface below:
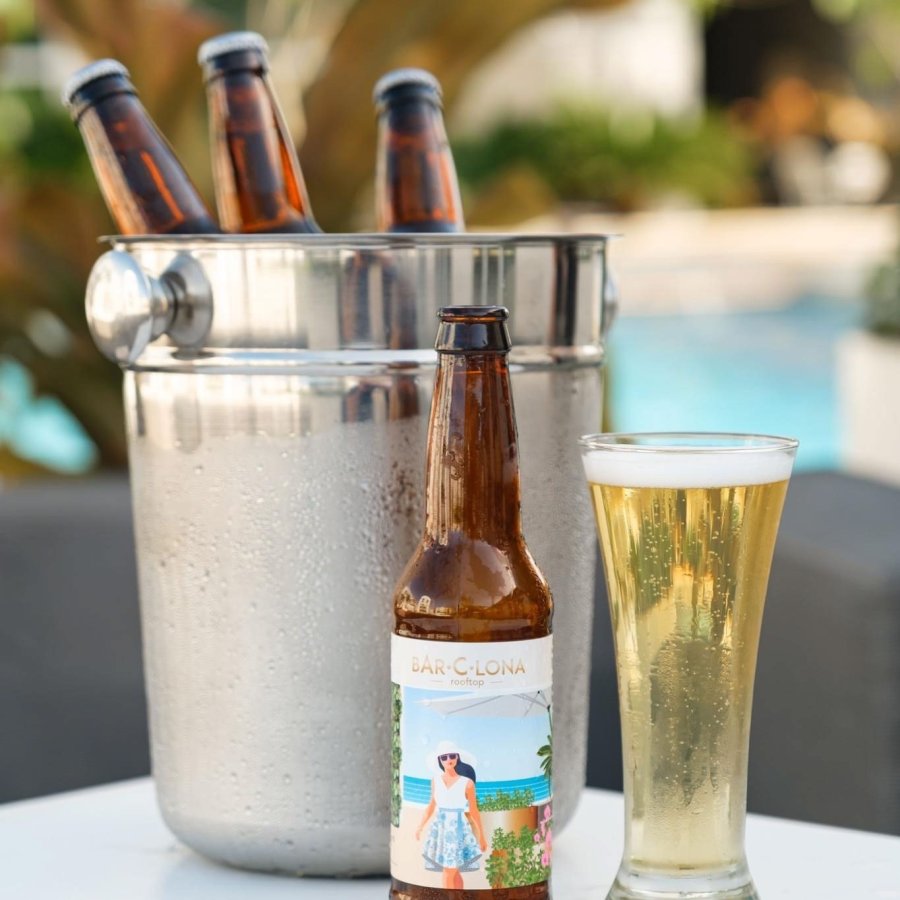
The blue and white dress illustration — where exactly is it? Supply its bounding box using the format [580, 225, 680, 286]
[422, 775, 482, 872]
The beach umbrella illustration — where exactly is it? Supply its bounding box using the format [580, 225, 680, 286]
[418, 689, 550, 718]
[420, 689, 553, 781]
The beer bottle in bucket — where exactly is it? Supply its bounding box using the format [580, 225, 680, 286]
[390, 307, 553, 899]
[63, 60, 220, 235]
[374, 68, 464, 233]
[371, 68, 465, 419]
[199, 31, 321, 234]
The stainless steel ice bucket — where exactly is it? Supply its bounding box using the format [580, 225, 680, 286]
[85, 234, 615, 875]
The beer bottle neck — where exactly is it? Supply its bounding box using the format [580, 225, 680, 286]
[424, 349, 522, 545]
[376, 91, 463, 233]
[205, 64, 319, 233]
[74, 81, 218, 235]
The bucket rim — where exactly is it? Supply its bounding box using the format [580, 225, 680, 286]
[103, 232, 620, 250]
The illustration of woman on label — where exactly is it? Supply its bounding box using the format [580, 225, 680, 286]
[415, 740, 487, 889]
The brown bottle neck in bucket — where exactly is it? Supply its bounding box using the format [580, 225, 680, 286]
[202, 44, 319, 234]
[374, 74, 464, 234]
[66, 68, 219, 236]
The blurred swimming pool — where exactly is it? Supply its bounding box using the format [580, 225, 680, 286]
[606, 295, 862, 472]
[0, 296, 862, 475]
[0, 358, 97, 474]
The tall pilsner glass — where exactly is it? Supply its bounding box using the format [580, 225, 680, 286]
[580, 433, 798, 900]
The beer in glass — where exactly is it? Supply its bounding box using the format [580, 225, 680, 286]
[581, 433, 797, 900]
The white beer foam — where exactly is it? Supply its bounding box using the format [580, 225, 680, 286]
[582, 447, 794, 488]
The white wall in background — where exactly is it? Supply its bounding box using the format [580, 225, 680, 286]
[839, 331, 900, 488]
[522, 205, 899, 314]
[0, 41, 88, 98]
[451, 0, 703, 135]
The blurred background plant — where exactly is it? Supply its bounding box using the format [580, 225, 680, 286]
[453, 105, 755, 222]
[864, 259, 900, 337]
[1, 0, 899, 477]
[0, 0, 631, 476]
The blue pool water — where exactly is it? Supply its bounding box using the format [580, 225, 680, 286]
[606, 295, 862, 472]
[404, 775, 551, 805]
[0, 296, 860, 475]
[0, 358, 97, 474]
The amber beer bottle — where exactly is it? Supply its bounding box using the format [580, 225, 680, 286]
[391, 308, 552, 900]
[199, 31, 320, 233]
[373, 68, 466, 420]
[63, 60, 219, 235]
[374, 69, 464, 233]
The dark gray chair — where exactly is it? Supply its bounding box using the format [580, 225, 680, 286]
[3, 471, 899, 837]
[0, 477, 149, 803]
[750, 471, 900, 834]
[586, 470, 900, 836]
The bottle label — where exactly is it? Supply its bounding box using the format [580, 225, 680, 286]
[390, 634, 553, 891]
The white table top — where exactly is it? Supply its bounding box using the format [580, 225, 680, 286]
[2, 779, 899, 899]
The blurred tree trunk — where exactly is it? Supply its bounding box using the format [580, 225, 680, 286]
[0, 448, 56, 480]
[35, 0, 224, 199]
[0, 181, 130, 467]
[6, 0, 625, 471]
[301, 0, 626, 230]
[5, 0, 228, 470]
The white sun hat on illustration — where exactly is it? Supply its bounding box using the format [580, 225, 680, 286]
[426, 739, 477, 775]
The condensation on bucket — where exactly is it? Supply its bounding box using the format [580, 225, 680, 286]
[126, 362, 599, 875]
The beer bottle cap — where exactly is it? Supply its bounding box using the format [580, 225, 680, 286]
[198, 31, 269, 65]
[373, 68, 442, 105]
[439, 306, 508, 322]
[435, 307, 511, 353]
[61, 59, 131, 112]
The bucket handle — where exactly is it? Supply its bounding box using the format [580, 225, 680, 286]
[85, 250, 212, 365]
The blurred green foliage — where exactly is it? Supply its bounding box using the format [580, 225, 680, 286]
[455, 105, 756, 215]
[1, 0, 627, 476]
[812, 0, 900, 23]
[5, 0, 892, 476]
[0, 0, 35, 39]
[0, 89, 88, 175]
[0, 0, 226, 474]
[865, 260, 900, 338]
[0, 84, 130, 471]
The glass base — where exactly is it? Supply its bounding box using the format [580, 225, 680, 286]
[606, 862, 759, 900]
